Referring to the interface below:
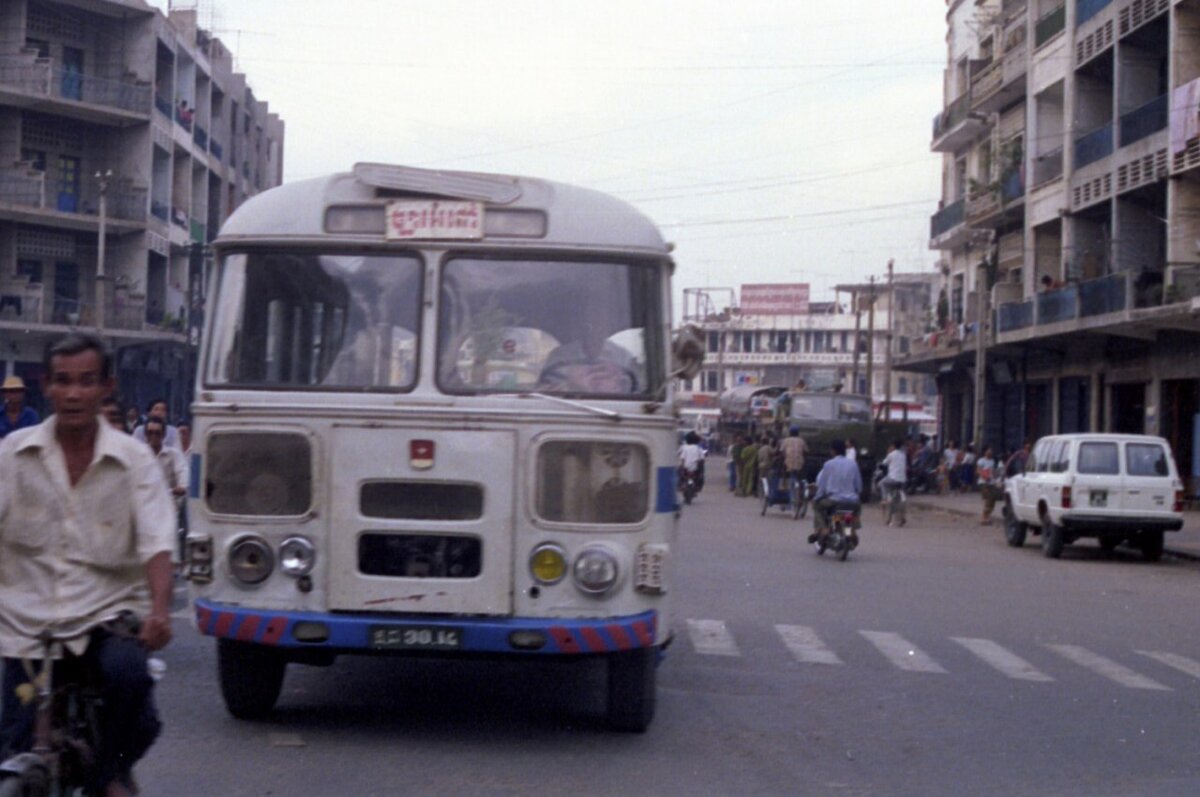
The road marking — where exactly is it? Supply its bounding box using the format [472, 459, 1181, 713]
[1046, 644, 1170, 690]
[686, 619, 741, 657]
[775, 624, 842, 665]
[1136, 651, 1200, 681]
[951, 637, 1053, 682]
[859, 631, 946, 673]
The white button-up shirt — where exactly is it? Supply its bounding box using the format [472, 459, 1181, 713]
[0, 415, 176, 658]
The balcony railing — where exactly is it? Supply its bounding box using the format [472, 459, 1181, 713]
[933, 92, 972, 141]
[0, 169, 46, 208]
[150, 199, 169, 221]
[996, 272, 1142, 336]
[154, 94, 172, 117]
[1035, 4, 1067, 47]
[1078, 272, 1127, 316]
[1074, 122, 1113, 169]
[1076, 0, 1112, 26]
[1001, 170, 1025, 202]
[1119, 93, 1167, 147]
[194, 124, 208, 150]
[997, 300, 1034, 332]
[209, 138, 223, 161]
[930, 198, 966, 239]
[108, 187, 147, 222]
[0, 61, 150, 115]
[1036, 283, 1079, 323]
[1032, 147, 1064, 185]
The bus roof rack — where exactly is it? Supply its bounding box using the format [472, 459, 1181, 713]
[352, 163, 523, 204]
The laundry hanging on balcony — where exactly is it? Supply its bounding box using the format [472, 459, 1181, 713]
[1170, 77, 1200, 155]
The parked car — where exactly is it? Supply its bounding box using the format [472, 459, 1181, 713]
[1002, 433, 1184, 561]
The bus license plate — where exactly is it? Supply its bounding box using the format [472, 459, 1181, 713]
[369, 625, 462, 651]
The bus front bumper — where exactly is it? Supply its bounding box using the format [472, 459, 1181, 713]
[194, 598, 659, 656]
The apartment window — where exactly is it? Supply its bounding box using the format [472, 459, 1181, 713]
[20, 149, 46, 172]
[840, 332, 848, 351]
[17, 260, 42, 284]
[899, 377, 909, 395]
[706, 331, 720, 353]
[814, 334, 824, 353]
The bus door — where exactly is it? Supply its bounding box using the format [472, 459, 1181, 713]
[326, 425, 517, 615]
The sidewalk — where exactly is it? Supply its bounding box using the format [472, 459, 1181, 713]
[906, 490, 1200, 562]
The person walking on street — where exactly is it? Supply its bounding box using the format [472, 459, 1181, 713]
[977, 445, 1002, 525]
[0, 333, 175, 797]
[0, 376, 39, 438]
[757, 435, 775, 497]
[780, 427, 808, 488]
[737, 435, 758, 497]
[880, 439, 908, 526]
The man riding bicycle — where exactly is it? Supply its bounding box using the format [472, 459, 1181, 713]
[0, 333, 175, 797]
[807, 439, 863, 545]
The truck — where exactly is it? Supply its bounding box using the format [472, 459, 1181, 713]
[719, 385, 913, 497]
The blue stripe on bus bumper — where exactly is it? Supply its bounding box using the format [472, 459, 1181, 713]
[194, 598, 658, 655]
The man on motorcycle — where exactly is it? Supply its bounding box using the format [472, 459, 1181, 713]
[807, 439, 863, 545]
[678, 430, 706, 494]
[0, 333, 176, 797]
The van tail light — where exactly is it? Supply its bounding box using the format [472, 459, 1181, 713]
[1061, 486, 1072, 509]
[1174, 490, 1184, 513]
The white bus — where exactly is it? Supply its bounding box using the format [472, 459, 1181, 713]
[185, 163, 693, 731]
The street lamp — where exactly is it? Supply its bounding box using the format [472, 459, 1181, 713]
[95, 169, 112, 332]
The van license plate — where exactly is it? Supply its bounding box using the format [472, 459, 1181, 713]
[1089, 491, 1107, 507]
[369, 625, 462, 650]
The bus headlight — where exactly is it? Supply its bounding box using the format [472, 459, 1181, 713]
[229, 536, 274, 585]
[573, 546, 619, 595]
[279, 536, 316, 576]
[529, 543, 567, 585]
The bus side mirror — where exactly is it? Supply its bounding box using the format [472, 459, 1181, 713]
[670, 324, 705, 380]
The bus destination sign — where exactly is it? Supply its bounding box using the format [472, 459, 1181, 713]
[386, 200, 484, 240]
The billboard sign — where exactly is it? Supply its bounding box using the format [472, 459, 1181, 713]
[740, 283, 810, 315]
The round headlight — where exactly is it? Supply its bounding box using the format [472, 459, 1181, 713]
[529, 543, 567, 585]
[228, 536, 274, 585]
[279, 536, 316, 576]
[573, 546, 620, 595]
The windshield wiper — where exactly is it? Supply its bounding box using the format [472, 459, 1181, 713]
[497, 392, 623, 421]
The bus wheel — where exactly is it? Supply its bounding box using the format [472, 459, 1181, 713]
[218, 639, 287, 719]
[606, 647, 657, 732]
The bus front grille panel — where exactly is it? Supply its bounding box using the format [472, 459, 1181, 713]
[357, 533, 482, 578]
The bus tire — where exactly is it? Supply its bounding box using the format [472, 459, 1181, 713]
[606, 647, 657, 732]
[218, 639, 287, 720]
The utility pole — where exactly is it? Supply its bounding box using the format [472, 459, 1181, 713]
[95, 169, 112, 333]
[851, 287, 862, 393]
[972, 235, 994, 448]
[884, 259, 895, 420]
[865, 276, 876, 401]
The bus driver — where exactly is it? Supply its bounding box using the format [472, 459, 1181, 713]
[537, 300, 639, 394]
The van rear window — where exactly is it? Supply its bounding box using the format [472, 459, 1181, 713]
[1127, 444, 1169, 477]
[1077, 442, 1118, 475]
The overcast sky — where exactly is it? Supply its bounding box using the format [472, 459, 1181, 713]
[152, 1, 947, 309]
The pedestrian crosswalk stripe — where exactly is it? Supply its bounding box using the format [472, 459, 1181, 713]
[1046, 644, 1171, 691]
[951, 637, 1053, 682]
[775, 624, 842, 665]
[1135, 651, 1200, 681]
[859, 631, 947, 673]
[686, 619, 741, 657]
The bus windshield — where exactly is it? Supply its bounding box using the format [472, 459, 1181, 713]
[437, 257, 662, 397]
[206, 251, 422, 390]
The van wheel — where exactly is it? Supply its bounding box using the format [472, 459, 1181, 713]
[218, 639, 287, 719]
[606, 647, 657, 732]
[1041, 520, 1065, 559]
[1140, 531, 1164, 563]
[1003, 502, 1027, 547]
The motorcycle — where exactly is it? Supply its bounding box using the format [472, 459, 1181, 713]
[679, 465, 704, 505]
[815, 500, 861, 561]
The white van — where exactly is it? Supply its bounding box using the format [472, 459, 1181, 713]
[1002, 433, 1184, 561]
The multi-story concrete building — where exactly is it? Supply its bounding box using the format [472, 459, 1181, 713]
[0, 0, 283, 420]
[903, 0, 1200, 492]
[677, 281, 939, 415]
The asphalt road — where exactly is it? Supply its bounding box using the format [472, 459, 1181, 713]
[137, 476, 1200, 796]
